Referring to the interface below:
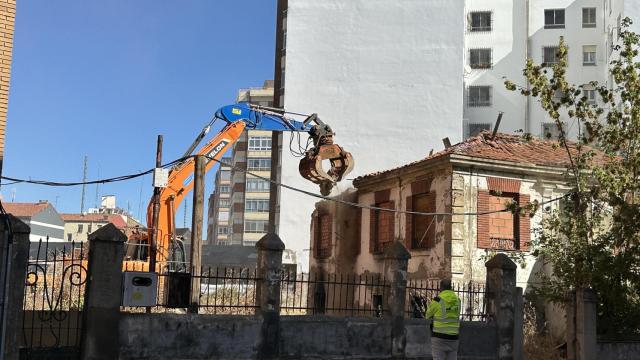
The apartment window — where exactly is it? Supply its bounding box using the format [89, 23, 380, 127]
[217, 226, 229, 235]
[247, 158, 271, 171]
[582, 8, 596, 28]
[469, 48, 492, 69]
[584, 89, 597, 105]
[245, 220, 268, 233]
[246, 199, 269, 212]
[468, 86, 492, 107]
[219, 185, 230, 193]
[469, 11, 492, 32]
[408, 193, 436, 250]
[583, 45, 596, 66]
[313, 214, 332, 259]
[248, 136, 272, 151]
[220, 170, 231, 181]
[77, 224, 84, 233]
[371, 201, 395, 254]
[219, 198, 231, 207]
[67, 233, 72, 241]
[218, 211, 229, 221]
[88, 224, 92, 234]
[543, 46, 560, 65]
[544, 9, 565, 29]
[469, 123, 492, 137]
[246, 178, 270, 192]
[542, 122, 562, 140]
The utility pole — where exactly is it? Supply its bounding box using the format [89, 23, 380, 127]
[80, 156, 88, 213]
[189, 155, 205, 313]
[149, 136, 163, 274]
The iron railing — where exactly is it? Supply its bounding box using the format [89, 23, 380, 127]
[406, 279, 488, 321]
[279, 272, 390, 317]
[22, 238, 87, 353]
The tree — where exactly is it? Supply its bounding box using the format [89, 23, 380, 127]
[504, 18, 640, 336]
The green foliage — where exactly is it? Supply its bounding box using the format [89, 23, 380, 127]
[505, 18, 640, 337]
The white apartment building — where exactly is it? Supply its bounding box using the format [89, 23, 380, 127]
[207, 158, 231, 245]
[464, 0, 626, 139]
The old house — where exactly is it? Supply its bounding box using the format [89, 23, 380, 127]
[310, 132, 591, 289]
[4, 201, 65, 243]
[61, 213, 128, 242]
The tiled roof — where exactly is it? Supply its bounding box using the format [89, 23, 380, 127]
[3, 202, 50, 217]
[60, 213, 127, 229]
[355, 131, 606, 183]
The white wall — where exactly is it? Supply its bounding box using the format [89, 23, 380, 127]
[281, 0, 465, 271]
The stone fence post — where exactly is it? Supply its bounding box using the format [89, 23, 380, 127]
[383, 241, 411, 358]
[255, 233, 284, 360]
[80, 224, 127, 360]
[565, 288, 597, 360]
[0, 214, 30, 360]
[485, 253, 520, 360]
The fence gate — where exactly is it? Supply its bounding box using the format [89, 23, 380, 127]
[20, 238, 87, 360]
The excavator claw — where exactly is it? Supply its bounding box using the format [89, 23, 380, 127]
[299, 122, 354, 196]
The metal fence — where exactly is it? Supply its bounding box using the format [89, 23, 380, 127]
[406, 279, 488, 321]
[280, 272, 390, 317]
[22, 238, 87, 356]
[122, 264, 259, 315]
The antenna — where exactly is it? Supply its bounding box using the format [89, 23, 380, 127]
[80, 155, 88, 213]
[10, 188, 15, 202]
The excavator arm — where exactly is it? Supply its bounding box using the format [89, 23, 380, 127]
[146, 103, 353, 267]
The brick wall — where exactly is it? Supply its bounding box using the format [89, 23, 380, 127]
[0, 0, 15, 175]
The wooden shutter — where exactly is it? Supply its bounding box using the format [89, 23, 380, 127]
[369, 207, 376, 254]
[405, 196, 413, 250]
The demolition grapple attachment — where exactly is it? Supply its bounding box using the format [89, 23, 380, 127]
[298, 115, 354, 196]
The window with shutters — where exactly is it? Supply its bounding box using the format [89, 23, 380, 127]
[314, 213, 332, 259]
[477, 178, 530, 251]
[371, 201, 395, 254]
[406, 192, 436, 250]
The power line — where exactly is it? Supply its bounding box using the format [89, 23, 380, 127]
[0, 154, 567, 217]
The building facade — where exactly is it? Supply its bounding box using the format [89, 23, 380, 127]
[275, 0, 465, 271]
[60, 213, 128, 242]
[0, 0, 15, 177]
[206, 81, 274, 247]
[4, 201, 65, 243]
[207, 156, 231, 244]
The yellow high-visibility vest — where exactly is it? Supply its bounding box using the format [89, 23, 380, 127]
[426, 290, 461, 336]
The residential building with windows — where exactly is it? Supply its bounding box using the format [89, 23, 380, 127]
[207, 156, 232, 244]
[4, 201, 65, 243]
[206, 80, 275, 247]
[464, 0, 627, 139]
[60, 213, 128, 242]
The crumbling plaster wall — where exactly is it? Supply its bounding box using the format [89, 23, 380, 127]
[451, 167, 567, 291]
[353, 167, 452, 280]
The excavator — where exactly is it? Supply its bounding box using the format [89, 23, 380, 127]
[124, 102, 354, 271]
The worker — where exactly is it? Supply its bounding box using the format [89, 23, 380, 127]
[425, 278, 461, 360]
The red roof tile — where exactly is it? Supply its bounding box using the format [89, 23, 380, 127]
[3, 202, 50, 217]
[355, 131, 606, 183]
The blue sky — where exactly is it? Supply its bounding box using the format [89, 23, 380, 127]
[3, 1, 277, 225]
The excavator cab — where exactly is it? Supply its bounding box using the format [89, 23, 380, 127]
[298, 114, 354, 195]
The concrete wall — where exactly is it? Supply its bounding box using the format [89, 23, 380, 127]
[597, 341, 640, 360]
[119, 313, 498, 360]
[280, 0, 465, 272]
